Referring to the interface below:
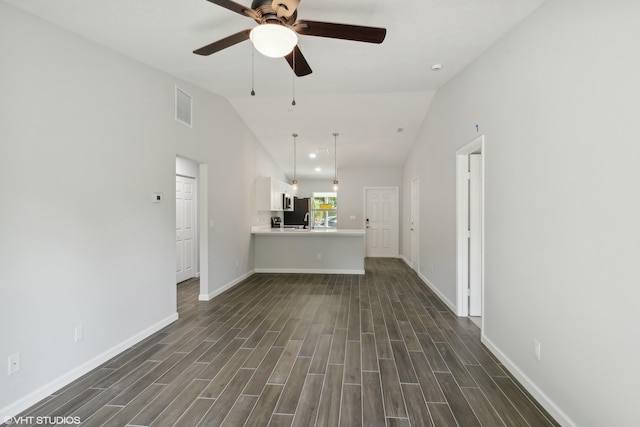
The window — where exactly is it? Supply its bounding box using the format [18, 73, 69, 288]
[311, 192, 337, 229]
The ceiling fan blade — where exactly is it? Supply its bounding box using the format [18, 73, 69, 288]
[285, 46, 312, 77]
[193, 29, 251, 56]
[205, 0, 255, 18]
[293, 20, 386, 44]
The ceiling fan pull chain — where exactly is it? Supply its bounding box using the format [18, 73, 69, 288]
[250, 45, 256, 96]
[291, 49, 296, 106]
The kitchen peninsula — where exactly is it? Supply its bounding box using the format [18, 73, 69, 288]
[252, 227, 366, 274]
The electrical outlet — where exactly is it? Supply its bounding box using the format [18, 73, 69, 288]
[534, 340, 541, 360]
[235, 261, 239, 269]
[317, 253, 322, 260]
[74, 325, 84, 343]
[8, 353, 20, 375]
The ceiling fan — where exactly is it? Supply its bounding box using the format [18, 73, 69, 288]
[193, 0, 387, 77]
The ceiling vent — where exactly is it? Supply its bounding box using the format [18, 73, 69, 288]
[175, 86, 192, 128]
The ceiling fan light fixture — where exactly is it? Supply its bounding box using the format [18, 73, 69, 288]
[250, 24, 297, 58]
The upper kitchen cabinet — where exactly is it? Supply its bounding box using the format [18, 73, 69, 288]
[257, 177, 295, 212]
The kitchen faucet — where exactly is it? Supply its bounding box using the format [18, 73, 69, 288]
[303, 212, 309, 229]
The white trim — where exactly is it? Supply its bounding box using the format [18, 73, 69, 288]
[455, 135, 485, 317]
[416, 272, 457, 314]
[199, 270, 255, 301]
[197, 163, 209, 300]
[365, 254, 397, 259]
[481, 334, 577, 427]
[400, 255, 411, 266]
[255, 268, 365, 275]
[0, 313, 178, 422]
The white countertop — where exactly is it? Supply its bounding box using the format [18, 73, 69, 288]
[252, 227, 365, 237]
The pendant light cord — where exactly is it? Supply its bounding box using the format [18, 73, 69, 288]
[293, 133, 297, 181]
[334, 133, 338, 181]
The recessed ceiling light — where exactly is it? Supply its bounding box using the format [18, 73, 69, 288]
[432, 64, 443, 71]
[309, 152, 317, 159]
[315, 167, 322, 172]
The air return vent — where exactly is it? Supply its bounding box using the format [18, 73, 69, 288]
[175, 86, 192, 127]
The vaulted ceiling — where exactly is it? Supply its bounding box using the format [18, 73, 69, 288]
[3, 0, 545, 179]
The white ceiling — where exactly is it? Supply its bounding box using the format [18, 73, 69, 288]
[3, 0, 545, 179]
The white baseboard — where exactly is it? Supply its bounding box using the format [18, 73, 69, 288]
[199, 270, 255, 301]
[400, 255, 411, 266]
[0, 313, 179, 422]
[416, 272, 457, 314]
[481, 334, 576, 427]
[254, 268, 365, 275]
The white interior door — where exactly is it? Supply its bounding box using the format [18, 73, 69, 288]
[365, 188, 399, 257]
[410, 177, 420, 272]
[176, 175, 196, 283]
[456, 135, 484, 318]
[468, 154, 483, 316]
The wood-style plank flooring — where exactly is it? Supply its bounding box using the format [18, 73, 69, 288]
[7, 258, 559, 426]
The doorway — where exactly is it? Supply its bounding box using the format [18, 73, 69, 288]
[364, 187, 399, 257]
[455, 136, 484, 325]
[410, 177, 420, 272]
[176, 157, 209, 301]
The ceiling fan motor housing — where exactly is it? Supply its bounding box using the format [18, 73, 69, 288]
[273, 0, 299, 17]
[251, 0, 298, 23]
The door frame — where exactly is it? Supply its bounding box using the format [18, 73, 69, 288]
[363, 186, 400, 258]
[176, 156, 209, 302]
[455, 135, 485, 318]
[197, 163, 209, 301]
[410, 176, 420, 272]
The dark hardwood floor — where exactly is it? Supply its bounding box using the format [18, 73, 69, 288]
[6, 258, 558, 426]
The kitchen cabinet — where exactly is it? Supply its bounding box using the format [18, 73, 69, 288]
[256, 177, 295, 211]
[252, 228, 366, 274]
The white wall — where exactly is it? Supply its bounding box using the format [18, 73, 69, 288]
[171, 83, 285, 300]
[0, 3, 283, 418]
[176, 156, 200, 178]
[338, 167, 403, 231]
[402, 1, 640, 425]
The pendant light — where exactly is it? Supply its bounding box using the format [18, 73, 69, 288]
[332, 132, 339, 191]
[291, 133, 298, 191]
